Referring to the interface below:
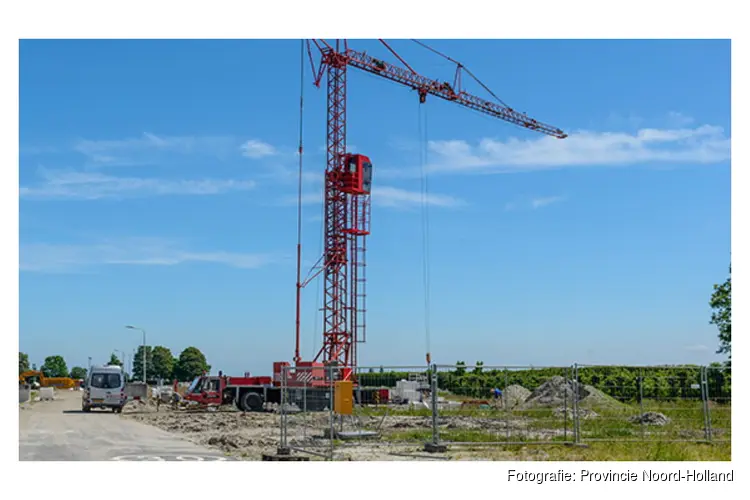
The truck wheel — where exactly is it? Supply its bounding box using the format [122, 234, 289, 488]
[240, 392, 263, 412]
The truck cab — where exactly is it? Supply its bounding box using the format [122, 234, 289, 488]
[184, 375, 225, 407]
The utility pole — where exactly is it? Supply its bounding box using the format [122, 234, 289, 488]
[125, 325, 147, 384]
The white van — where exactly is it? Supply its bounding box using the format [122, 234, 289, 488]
[83, 364, 126, 412]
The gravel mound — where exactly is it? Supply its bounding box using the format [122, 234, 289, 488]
[629, 412, 671, 425]
[503, 385, 531, 408]
[518, 376, 624, 410]
[522, 376, 582, 408]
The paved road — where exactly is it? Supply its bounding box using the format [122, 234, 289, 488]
[19, 390, 233, 461]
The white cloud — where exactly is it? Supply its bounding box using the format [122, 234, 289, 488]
[74, 132, 238, 166]
[505, 195, 566, 211]
[374, 186, 464, 208]
[531, 196, 565, 209]
[20, 238, 279, 273]
[283, 186, 464, 209]
[684, 344, 710, 352]
[424, 123, 730, 175]
[19, 169, 256, 200]
[241, 139, 277, 158]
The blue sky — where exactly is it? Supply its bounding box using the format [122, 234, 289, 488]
[18, 39, 731, 375]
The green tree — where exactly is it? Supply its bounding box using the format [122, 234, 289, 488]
[174, 347, 211, 382]
[473, 361, 484, 374]
[710, 266, 731, 365]
[455, 361, 466, 376]
[19, 352, 30, 374]
[132, 346, 154, 382]
[41, 355, 69, 378]
[151, 346, 175, 381]
[109, 353, 123, 366]
[70, 366, 87, 380]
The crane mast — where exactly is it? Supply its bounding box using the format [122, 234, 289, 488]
[295, 39, 567, 380]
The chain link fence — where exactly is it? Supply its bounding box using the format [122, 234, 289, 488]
[276, 362, 731, 460]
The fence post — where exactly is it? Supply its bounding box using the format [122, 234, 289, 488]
[701, 366, 713, 443]
[505, 368, 510, 443]
[573, 363, 580, 444]
[328, 365, 335, 460]
[638, 368, 645, 441]
[563, 366, 569, 443]
[278, 365, 289, 454]
[425, 363, 446, 453]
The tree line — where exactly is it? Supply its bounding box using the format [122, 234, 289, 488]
[18, 346, 211, 384]
[357, 362, 732, 401]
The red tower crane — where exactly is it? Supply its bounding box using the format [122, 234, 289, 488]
[291, 39, 567, 382]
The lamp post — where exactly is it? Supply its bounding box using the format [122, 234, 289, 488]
[113, 349, 127, 378]
[113, 349, 125, 365]
[125, 325, 147, 384]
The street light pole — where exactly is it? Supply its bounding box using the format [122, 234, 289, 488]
[125, 325, 147, 384]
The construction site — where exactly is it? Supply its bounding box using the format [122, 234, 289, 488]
[18, 38, 732, 462]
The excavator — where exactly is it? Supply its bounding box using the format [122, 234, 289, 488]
[19, 370, 77, 390]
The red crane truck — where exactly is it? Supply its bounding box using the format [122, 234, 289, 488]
[183, 364, 388, 412]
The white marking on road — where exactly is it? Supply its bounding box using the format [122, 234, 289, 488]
[112, 455, 165, 461]
[111, 454, 230, 461]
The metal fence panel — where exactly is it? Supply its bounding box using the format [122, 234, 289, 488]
[279, 365, 334, 460]
[575, 364, 708, 443]
[433, 365, 576, 446]
[704, 365, 731, 442]
[276, 362, 731, 459]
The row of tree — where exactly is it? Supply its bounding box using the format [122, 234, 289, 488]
[19, 346, 211, 384]
[357, 362, 732, 401]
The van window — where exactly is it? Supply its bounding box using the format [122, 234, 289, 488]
[90, 373, 122, 389]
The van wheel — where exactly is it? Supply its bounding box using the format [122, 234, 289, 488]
[240, 392, 263, 412]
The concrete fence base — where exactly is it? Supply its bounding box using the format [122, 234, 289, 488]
[19, 386, 30, 404]
[39, 387, 55, 401]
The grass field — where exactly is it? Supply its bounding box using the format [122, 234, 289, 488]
[339, 398, 731, 460]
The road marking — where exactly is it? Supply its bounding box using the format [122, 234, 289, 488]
[111, 454, 231, 461]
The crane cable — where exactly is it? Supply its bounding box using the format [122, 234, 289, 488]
[294, 39, 319, 360]
[418, 101, 432, 367]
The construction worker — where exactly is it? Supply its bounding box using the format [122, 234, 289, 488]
[493, 387, 502, 400]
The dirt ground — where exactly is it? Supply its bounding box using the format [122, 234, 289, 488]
[120, 398, 569, 460]
[117, 377, 701, 461]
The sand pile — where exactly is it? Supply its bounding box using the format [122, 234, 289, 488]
[578, 385, 623, 408]
[519, 376, 623, 410]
